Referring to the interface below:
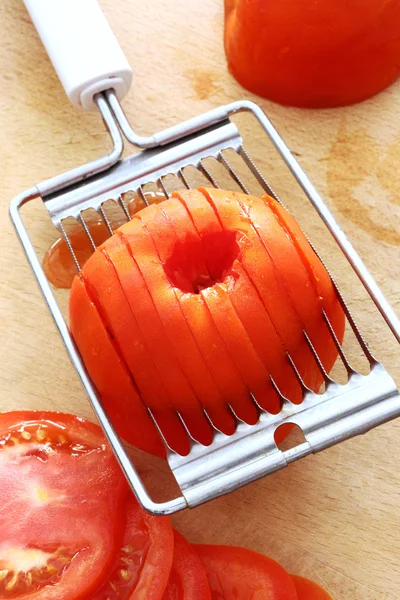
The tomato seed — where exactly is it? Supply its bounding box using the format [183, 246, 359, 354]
[0, 570, 8, 582]
[5, 572, 18, 590]
[20, 431, 32, 441]
[119, 569, 130, 581]
[36, 428, 47, 441]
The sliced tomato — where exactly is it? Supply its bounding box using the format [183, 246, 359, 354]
[262, 195, 345, 354]
[291, 575, 333, 599]
[172, 190, 253, 424]
[69, 275, 165, 457]
[140, 200, 235, 434]
[0, 411, 128, 600]
[137, 202, 231, 434]
[201, 187, 325, 392]
[237, 193, 342, 376]
[82, 248, 174, 419]
[92, 497, 174, 600]
[176, 189, 297, 415]
[112, 219, 212, 446]
[80, 246, 187, 454]
[195, 545, 298, 600]
[162, 531, 211, 600]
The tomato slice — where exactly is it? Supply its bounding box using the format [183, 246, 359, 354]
[0, 411, 128, 600]
[92, 497, 174, 600]
[162, 531, 211, 600]
[195, 545, 298, 599]
[291, 575, 333, 599]
[80, 245, 187, 455]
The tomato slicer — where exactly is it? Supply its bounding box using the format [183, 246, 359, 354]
[10, 0, 400, 514]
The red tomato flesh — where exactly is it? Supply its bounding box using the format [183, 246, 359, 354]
[162, 531, 211, 600]
[92, 497, 174, 600]
[0, 412, 127, 600]
[195, 544, 298, 600]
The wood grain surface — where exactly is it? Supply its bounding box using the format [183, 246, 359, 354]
[1, 1, 400, 597]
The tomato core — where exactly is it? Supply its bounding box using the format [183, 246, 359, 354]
[163, 229, 240, 294]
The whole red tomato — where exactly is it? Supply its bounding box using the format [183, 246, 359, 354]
[225, 0, 400, 107]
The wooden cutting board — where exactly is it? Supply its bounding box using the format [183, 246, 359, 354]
[1, 0, 400, 597]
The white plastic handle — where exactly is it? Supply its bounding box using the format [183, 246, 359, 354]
[23, 0, 132, 110]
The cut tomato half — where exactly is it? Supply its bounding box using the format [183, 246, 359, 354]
[195, 544, 298, 599]
[162, 531, 211, 600]
[0, 411, 128, 600]
[69, 276, 165, 457]
[92, 497, 174, 600]
[291, 575, 333, 599]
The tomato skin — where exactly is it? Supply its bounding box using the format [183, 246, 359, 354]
[225, 0, 400, 107]
[0, 411, 128, 600]
[92, 497, 174, 600]
[162, 531, 211, 600]
[195, 545, 298, 599]
[291, 575, 333, 599]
